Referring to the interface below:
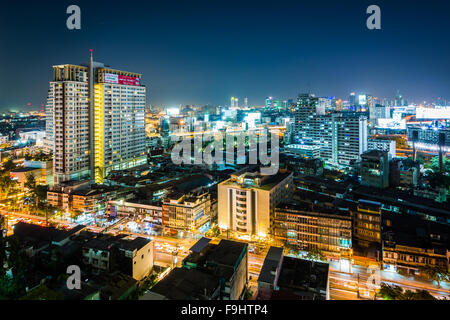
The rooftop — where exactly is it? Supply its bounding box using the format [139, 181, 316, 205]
[13, 222, 85, 244]
[258, 246, 283, 285]
[145, 268, 219, 300]
[277, 257, 329, 298]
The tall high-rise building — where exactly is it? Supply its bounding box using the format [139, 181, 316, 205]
[293, 93, 368, 167]
[349, 93, 356, 106]
[265, 97, 274, 108]
[294, 93, 324, 142]
[244, 97, 248, 108]
[335, 114, 368, 166]
[46, 53, 147, 185]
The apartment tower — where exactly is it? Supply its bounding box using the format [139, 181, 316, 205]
[46, 52, 146, 184]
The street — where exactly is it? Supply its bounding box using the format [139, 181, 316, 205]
[1, 209, 449, 300]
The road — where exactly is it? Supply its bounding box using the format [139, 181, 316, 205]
[1, 209, 449, 300]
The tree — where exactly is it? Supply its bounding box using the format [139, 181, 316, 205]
[0, 174, 19, 199]
[130, 273, 158, 299]
[19, 284, 64, 300]
[0, 236, 30, 299]
[419, 265, 450, 288]
[2, 159, 16, 172]
[305, 248, 327, 262]
[378, 283, 436, 300]
[24, 173, 36, 191]
[35, 184, 48, 203]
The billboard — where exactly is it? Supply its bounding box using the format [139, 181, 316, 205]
[377, 118, 406, 130]
[416, 107, 450, 119]
[358, 95, 367, 105]
[104, 73, 141, 86]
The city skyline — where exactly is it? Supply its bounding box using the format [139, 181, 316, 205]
[1, 0, 450, 111]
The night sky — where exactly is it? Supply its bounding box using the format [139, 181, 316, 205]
[1, 0, 449, 111]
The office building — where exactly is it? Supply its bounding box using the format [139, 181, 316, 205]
[273, 203, 352, 258]
[381, 213, 449, 275]
[294, 93, 324, 142]
[293, 94, 368, 168]
[45, 53, 147, 184]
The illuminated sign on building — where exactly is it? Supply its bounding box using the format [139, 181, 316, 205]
[377, 118, 407, 130]
[104, 73, 141, 86]
[358, 95, 367, 105]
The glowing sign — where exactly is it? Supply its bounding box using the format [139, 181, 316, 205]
[377, 118, 406, 130]
[358, 95, 367, 105]
[416, 107, 450, 119]
[104, 73, 141, 86]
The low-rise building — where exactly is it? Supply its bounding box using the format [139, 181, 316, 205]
[218, 167, 293, 236]
[274, 202, 352, 258]
[257, 247, 330, 300]
[352, 199, 382, 261]
[382, 213, 449, 275]
[107, 200, 163, 228]
[281, 153, 323, 176]
[141, 267, 221, 300]
[82, 235, 154, 281]
[389, 158, 419, 188]
[182, 238, 248, 300]
[162, 190, 212, 231]
[360, 150, 389, 189]
[285, 144, 321, 159]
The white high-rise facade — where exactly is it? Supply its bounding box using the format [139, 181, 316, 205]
[294, 93, 368, 168]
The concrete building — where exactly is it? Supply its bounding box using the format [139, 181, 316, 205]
[390, 158, 419, 188]
[257, 247, 284, 300]
[45, 54, 146, 184]
[162, 190, 212, 231]
[280, 154, 324, 177]
[142, 267, 221, 300]
[382, 213, 449, 275]
[368, 138, 396, 160]
[218, 167, 294, 236]
[284, 144, 320, 159]
[352, 200, 382, 260]
[293, 95, 368, 168]
[82, 235, 154, 281]
[47, 181, 128, 214]
[273, 203, 352, 258]
[257, 247, 330, 300]
[360, 150, 389, 189]
[107, 200, 163, 229]
[182, 239, 248, 300]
